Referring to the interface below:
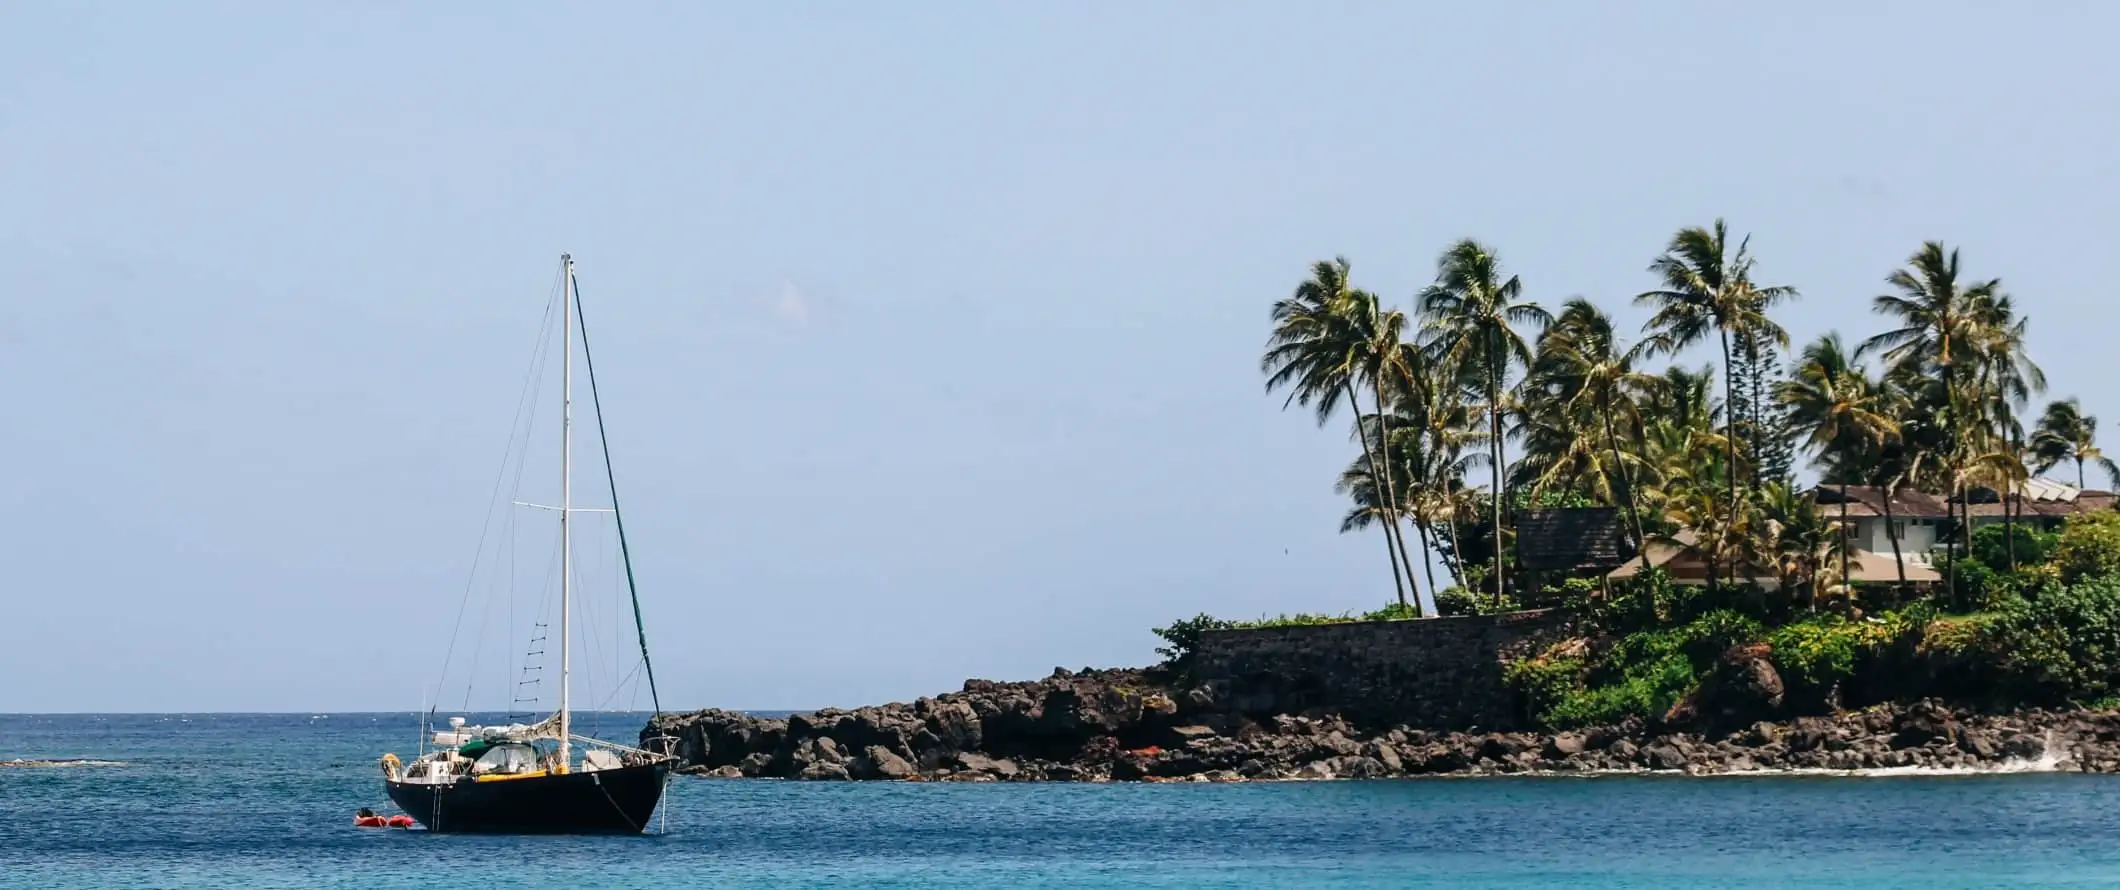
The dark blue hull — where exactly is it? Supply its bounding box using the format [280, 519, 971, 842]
[385, 762, 669, 834]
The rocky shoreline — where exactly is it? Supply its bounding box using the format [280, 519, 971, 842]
[642, 667, 2120, 782]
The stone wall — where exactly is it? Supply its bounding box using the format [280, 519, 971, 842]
[1190, 610, 1572, 731]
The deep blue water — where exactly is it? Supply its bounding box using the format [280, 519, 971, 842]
[6, 713, 2120, 888]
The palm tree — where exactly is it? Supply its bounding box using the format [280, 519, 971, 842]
[1526, 298, 1658, 564]
[1756, 482, 1843, 610]
[1339, 410, 1453, 618]
[1966, 292, 2044, 557]
[1392, 360, 1482, 593]
[1335, 457, 1420, 612]
[1355, 314, 1426, 596]
[1418, 240, 1550, 607]
[1638, 220, 1797, 587]
[2032, 398, 2118, 489]
[1865, 246, 1988, 511]
[1865, 242, 1993, 379]
[1779, 333, 1897, 600]
[1864, 381, 1922, 591]
[1263, 258, 1412, 608]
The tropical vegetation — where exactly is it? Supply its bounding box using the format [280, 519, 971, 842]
[1255, 227, 2110, 615]
[1152, 226, 2120, 726]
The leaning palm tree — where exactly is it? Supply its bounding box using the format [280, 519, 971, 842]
[1357, 324, 1426, 593]
[1263, 258, 1411, 606]
[1526, 298, 1658, 563]
[1778, 333, 1898, 594]
[2031, 398, 2118, 490]
[1393, 361, 1483, 592]
[1334, 456, 1424, 615]
[1417, 240, 1550, 606]
[1637, 220, 1797, 587]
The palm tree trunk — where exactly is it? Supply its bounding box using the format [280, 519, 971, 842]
[2005, 476, 2018, 574]
[1371, 383, 1425, 614]
[1599, 391, 1650, 572]
[1837, 481, 1851, 613]
[1415, 519, 1441, 596]
[1881, 478, 1908, 591]
[1343, 384, 1408, 609]
[1720, 327, 1740, 591]
[1443, 515, 1467, 588]
[2079, 456, 2087, 490]
[1489, 353, 1507, 611]
[1950, 481, 1968, 611]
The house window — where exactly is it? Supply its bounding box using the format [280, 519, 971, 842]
[1891, 520, 1908, 540]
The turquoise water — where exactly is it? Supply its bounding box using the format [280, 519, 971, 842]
[5, 714, 2120, 888]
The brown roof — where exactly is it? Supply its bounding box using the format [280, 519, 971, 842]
[1605, 539, 1939, 585]
[1812, 486, 1950, 518]
[1811, 485, 2117, 519]
[1515, 507, 1630, 570]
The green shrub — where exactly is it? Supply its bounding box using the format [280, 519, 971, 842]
[1503, 647, 1587, 722]
[1985, 577, 2120, 702]
[1578, 569, 1689, 636]
[1952, 558, 2001, 612]
[1543, 653, 1696, 729]
[1767, 616, 1868, 698]
[1360, 602, 1422, 621]
[1435, 585, 1518, 617]
[1519, 609, 1761, 729]
[1603, 610, 1762, 672]
[1971, 524, 2055, 572]
[1918, 614, 1992, 660]
[2052, 512, 2120, 585]
[1151, 614, 1234, 669]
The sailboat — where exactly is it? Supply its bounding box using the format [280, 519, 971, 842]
[380, 254, 674, 834]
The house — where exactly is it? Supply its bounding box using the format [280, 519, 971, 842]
[1812, 478, 2116, 568]
[1597, 477, 2111, 589]
[1604, 529, 1944, 588]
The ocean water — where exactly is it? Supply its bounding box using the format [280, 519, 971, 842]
[5, 714, 2120, 888]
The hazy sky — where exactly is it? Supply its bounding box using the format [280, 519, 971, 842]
[4, 2, 2116, 713]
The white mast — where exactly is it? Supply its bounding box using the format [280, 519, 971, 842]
[558, 253, 574, 772]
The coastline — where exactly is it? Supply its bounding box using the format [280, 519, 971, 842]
[644, 666, 2118, 783]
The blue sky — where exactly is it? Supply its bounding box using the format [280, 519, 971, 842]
[3, 2, 2115, 712]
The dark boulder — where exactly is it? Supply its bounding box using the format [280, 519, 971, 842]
[852, 745, 917, 780]
[1545, 733, 1586, 758]
[1644, 743, 1688, 771]
[1679, 644, 1785, 731]
[1891, 702, 1959, 749]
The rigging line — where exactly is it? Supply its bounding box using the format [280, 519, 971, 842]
[570, 272, 663, 714]
[436, 265, 565, 701]
[592, 660, 646, 712]
[498, 353, 550, 710]
[512, 523, 566, 718]
[463, 286, 559, 711]
[569, 525, 609, 737]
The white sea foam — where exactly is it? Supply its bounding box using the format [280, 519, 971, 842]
[0, 759, 129, 768]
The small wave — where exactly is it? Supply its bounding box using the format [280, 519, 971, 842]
[1711, 759, 2059, 778]
[0, 759, 130, 769]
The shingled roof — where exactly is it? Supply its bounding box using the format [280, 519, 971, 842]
[1811, 482, 2118, 519]
[1515, 507, 1631, 571]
